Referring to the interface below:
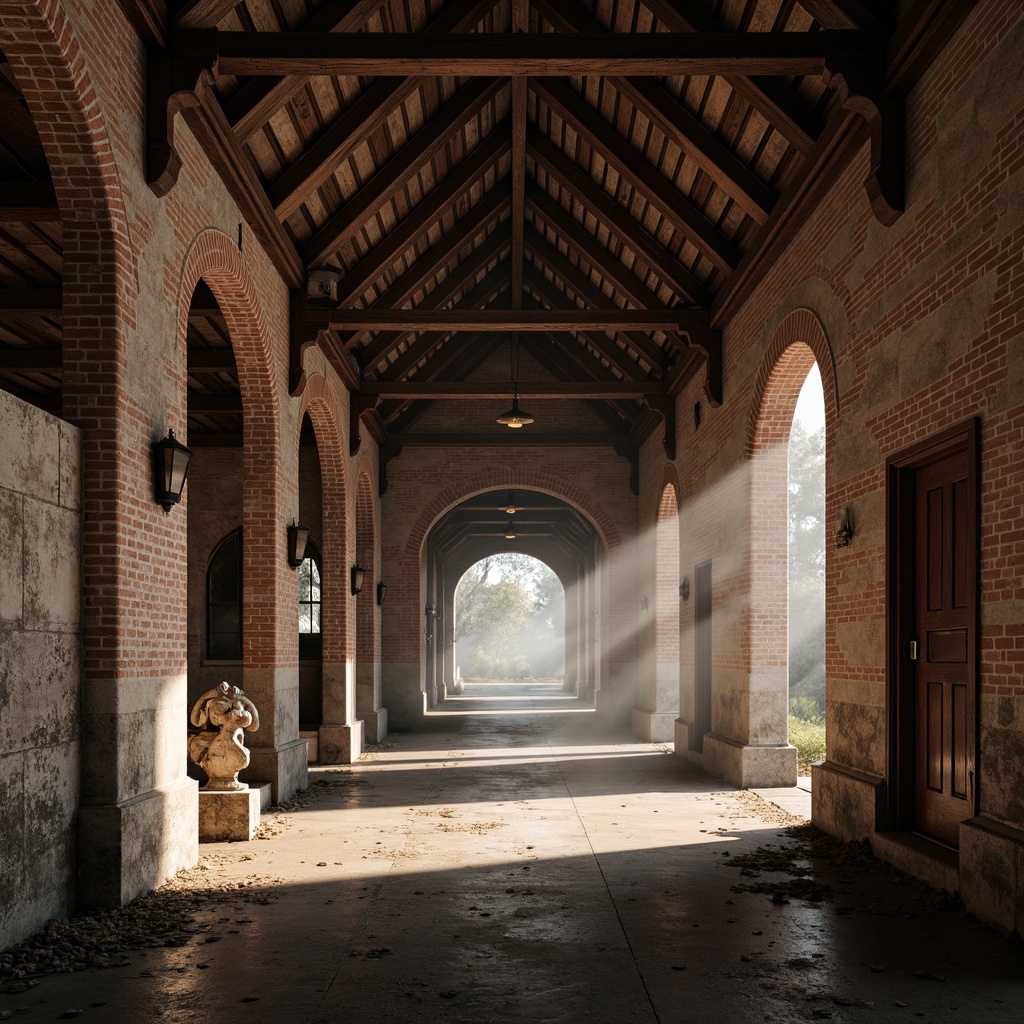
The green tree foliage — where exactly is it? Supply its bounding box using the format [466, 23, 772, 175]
[455, 554, 565, 678]
[789, 420, 826, 713]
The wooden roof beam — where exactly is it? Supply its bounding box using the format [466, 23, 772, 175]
[223, 0, 387, 138]
[797, 0, 884, 30]
[363, 381, 664, 399]
[523, 225, 678, 367]
[0, 288, 62, 315]
[204, 31, 848, 78]
[357, 235, 509, 372]
[0, 182, 60, 222]
[362, 258, 510, 374]
[334, 183, 510, 312]
[527, 136, 710, 305]
[224, 0, 492, 139]
[532, 0, 775, 223]
[640, 0, 826, 155]
[303, 113, 510, 269]
[332, 309, 694, 333]
[533, 78, 739, 274]
[0, 348, 62, 371]
[273, 75, 504, 220]
[522, 264, 653, 381]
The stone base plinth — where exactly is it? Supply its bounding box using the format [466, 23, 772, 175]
[198, 784, 270, 842]
[632, 709, 676, 743]
[360, 708, 388, 743]
[811, 760, 884, 840]
[960, 816, 1024, 934]
[703, 733, 797, 788]
[319, 720, 365, 764]
[299, 731, 319, 763]
[242, 739, 308, 804]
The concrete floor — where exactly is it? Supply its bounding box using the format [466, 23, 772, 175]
[4, 680, 1023, 1023]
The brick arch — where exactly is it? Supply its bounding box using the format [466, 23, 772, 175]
[660, 463, 682, 510]
[404, 469, 621, 565]
[295, 376, 348, 670]
[748, 308, 839, 458]
[744, 307, 834, 752]
[655, 477, 681, 667]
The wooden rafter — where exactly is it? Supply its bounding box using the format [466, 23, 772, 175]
[532, 78, 739, 273]
[332, 310, 696, 334]
[271, 75, 503, 221]
[303, 113, 509, 270]
[0, 182, 60, 222]
[0, 289, 62, 315]
[0, 348, 62, 371]
[334, 180, 510, 310]
[640, 0, 826, 154]
[526, 141, 710, 304]
[362, 256, 510, 375]
[223, 0, 389, 138]
[532, 0, 775, 223]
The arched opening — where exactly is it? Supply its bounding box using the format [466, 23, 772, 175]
[186, 281, 244, 710]
[417, 487, 601, 719]
[298, 414, 324, 739]
[634, 479, 680, 742]
[788, 365, 827, 774]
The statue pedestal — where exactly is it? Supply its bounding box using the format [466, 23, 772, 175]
[198, 784, 271, 842]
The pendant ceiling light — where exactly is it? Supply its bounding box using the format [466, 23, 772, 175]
[496, 333, 534, 428]
[504, 519, 517, 540]
[503, 490, 520, 515]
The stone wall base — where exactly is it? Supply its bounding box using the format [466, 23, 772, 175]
[198, 784, 271, 842]
[78, 776, 198, 910]
[703, 733, 797, 788]
[318, 721, 365, 764]
[811, 760, 885, 841]
[632, 709, 676, 743]
[960, 816, 1024, 935]
[360, 708, 388, 744]
[244, 739, 309, 803]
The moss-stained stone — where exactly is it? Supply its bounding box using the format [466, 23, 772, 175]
[0, 489, 23, 624]
[828, 701, 885, 776]
[23, 501, 80, 632]
[0, 394, 59, 504]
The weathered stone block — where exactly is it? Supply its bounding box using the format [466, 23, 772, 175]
[318, 721, 364, 765]
[0, 490, 22, 624]
[23, 501, 80, 632]
[198, 786, 266, 842]
[0, 394, 59, 504]
[960, 816, 1024, 935]
[703, 733, 797, 788]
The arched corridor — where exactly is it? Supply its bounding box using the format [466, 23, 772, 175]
[4, 712, 1022, 1023]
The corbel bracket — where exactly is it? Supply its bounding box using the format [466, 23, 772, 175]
[644, 394, 677, 462]
[349, 392, 380, 458]
[379, 443, 403, 497]
[288, 294, 333, 396]
[824, 31, 905, 226]
[146, 31, 218, 197]
[682, 320, 723, 408]
[613, 439, 641, 497]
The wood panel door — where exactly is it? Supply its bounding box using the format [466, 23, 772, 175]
[693, 560, 712, 752]
[888, 420, 978, 846]
[913, 450, 974, 845]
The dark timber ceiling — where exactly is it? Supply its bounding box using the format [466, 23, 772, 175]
[0, 2, 978, 479]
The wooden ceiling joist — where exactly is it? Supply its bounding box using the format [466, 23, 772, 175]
[0, 347, 61, 371]
[0, 288, 62, 315]
[362, 380, 664, 399]
[0, 182, 59, 222]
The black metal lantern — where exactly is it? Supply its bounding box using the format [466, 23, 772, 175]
[287, 521, 310, 568]
[153, 428, 193, 513]
[351, 564, 366, 595]
[376, 581, 388, 606]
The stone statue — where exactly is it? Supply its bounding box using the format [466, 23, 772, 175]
[188, 682, 260, 791]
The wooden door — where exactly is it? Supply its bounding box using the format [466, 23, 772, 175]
[911, 448, 975, 846]
[693, 561, 712, 752]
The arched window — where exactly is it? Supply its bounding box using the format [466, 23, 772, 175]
[299, 546, 322, 660]
[207, 529, 242, 661]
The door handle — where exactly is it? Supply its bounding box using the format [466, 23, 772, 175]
[909, 640, 918, 661]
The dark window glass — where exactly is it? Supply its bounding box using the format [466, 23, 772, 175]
[299, 553, 322, 660]
[207, 530, 242, 660]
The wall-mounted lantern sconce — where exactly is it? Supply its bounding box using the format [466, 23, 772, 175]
[680, 577, 690, 600]
[835, 508, 854, 548]
[376, 582, 388, 606]
[351, 564, 366, 595]
[153, 428, 193, 514]
[287, 521, 310, 569]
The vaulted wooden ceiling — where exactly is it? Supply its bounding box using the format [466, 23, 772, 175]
[0, 1, 977, 489]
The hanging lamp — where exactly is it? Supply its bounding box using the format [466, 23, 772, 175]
[496, 333, 534, 428]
